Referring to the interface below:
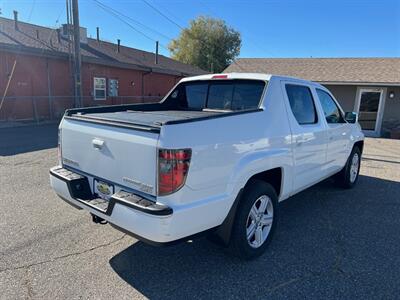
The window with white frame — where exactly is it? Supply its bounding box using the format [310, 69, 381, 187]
[94, 77, 106, 100]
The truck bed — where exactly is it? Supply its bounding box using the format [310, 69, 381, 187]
[64, 103, 261, 132]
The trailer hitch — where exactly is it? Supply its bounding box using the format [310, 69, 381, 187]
[91, 214, 108, 225]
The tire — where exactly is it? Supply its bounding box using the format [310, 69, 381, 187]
[229, 180, 278, 260]
[335, 146, 361, 189]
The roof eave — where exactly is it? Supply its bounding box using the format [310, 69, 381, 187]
[83, 57, 197, 76]
[0, 42, 69, 60]
[0, 44, 200, 77]
[318, 81, 400, 87]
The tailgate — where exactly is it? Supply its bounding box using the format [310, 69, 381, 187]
[60, 118, 159, 196]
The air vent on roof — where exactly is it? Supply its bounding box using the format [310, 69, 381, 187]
[60, 24, 87, 44]
[13, 10, 19, 30]
[61, 24, 73, 37]
[79, 27, 87, 44]
[56, 28, 61, 43]
[155, 41, 159, 64]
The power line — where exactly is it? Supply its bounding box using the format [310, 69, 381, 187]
[44, 7, 65, 44]
[141, 0, 245, 72]
[141, 0, 184, 30]
[92, 0, 173, 42]
[92, 0, 169, 51]
[27, 0, 36, 20]
[97, 0, 244, 72]
[156, 1, 188, 28]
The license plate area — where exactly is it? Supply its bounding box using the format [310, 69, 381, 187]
[93, 179, 114, 201]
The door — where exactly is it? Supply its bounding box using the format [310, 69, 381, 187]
[315, 88, 351, 174]
[281, 82, 328, 194]
[355, 88, 386, 137]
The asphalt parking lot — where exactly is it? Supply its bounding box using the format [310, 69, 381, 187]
[1, 124, 400, 299]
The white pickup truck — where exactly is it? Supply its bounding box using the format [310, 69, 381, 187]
[50, 73, 364, 259]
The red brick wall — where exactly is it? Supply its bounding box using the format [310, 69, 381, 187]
[0, 50, 183, 121]
[143, 72, 180, 98]
[0, 51, 74, 120]
[82, 63, 181, 106]
[81, 63, 143, 106]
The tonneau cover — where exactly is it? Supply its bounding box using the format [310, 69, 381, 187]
[73, 110, 220, 127]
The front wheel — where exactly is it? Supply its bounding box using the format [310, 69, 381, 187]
[229, 180, 278, 260]
[335, 146, 361, 188]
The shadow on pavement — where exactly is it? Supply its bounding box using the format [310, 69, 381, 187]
[362, 157, 400, 165]
[109, 175, 400, 299]
[0, 123, 58, 156]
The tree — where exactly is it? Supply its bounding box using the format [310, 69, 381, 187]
[169, 16, 241, 73]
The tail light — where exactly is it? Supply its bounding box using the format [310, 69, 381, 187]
[57, 128, 62, 166]
[158, 148, 191, 196]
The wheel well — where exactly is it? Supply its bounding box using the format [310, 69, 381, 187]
[213, 167, 283, 246]
[354, 140, 364, 154]
[247, 167, 282, 197]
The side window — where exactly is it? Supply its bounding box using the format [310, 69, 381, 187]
[316, 89, 345, 124]
[285, 84, 318, 125]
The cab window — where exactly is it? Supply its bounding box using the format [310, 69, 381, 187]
[316, 89, 345, 124]
[285, 84, 318, 125]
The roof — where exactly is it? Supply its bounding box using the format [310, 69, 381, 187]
[0, 16, 207, 76]
[224, 58, 400, 85]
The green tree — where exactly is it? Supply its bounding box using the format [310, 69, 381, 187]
[169, 16, 241, 73]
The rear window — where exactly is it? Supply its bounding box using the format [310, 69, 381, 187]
[167, 79, 266, 111]
[184, 84, 208, 109]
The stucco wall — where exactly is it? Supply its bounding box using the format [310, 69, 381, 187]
[323, 84, 400, 137]
[323, 84, 357, 112]
[381, 86, 400, 137]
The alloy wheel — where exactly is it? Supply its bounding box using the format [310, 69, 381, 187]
[246, 195, 274, 248]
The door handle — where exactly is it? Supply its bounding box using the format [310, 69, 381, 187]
[92, 138, 105, 149]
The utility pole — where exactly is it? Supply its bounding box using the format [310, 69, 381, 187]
[71, 0, 82, 107]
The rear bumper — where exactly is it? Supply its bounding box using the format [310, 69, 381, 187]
[49, 166, 177, 243]
[50, 166, 172, 216]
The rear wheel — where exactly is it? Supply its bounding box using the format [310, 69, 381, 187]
[229, 180, 278, 260]
[335, 146, 361, 188]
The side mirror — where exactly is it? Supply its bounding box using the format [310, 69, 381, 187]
[345, 112, 358, 124]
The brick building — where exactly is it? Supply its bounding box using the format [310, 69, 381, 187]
[0, 15, 206, 122]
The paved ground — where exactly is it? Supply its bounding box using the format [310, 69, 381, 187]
[1, 124, 399, 299]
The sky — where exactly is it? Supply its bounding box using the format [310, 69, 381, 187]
[1, 0, 399, 58]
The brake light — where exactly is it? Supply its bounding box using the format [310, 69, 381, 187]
[212, 74, 228, 79]
[57, 128, 62, 166]
[158, 149, 191, 196]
